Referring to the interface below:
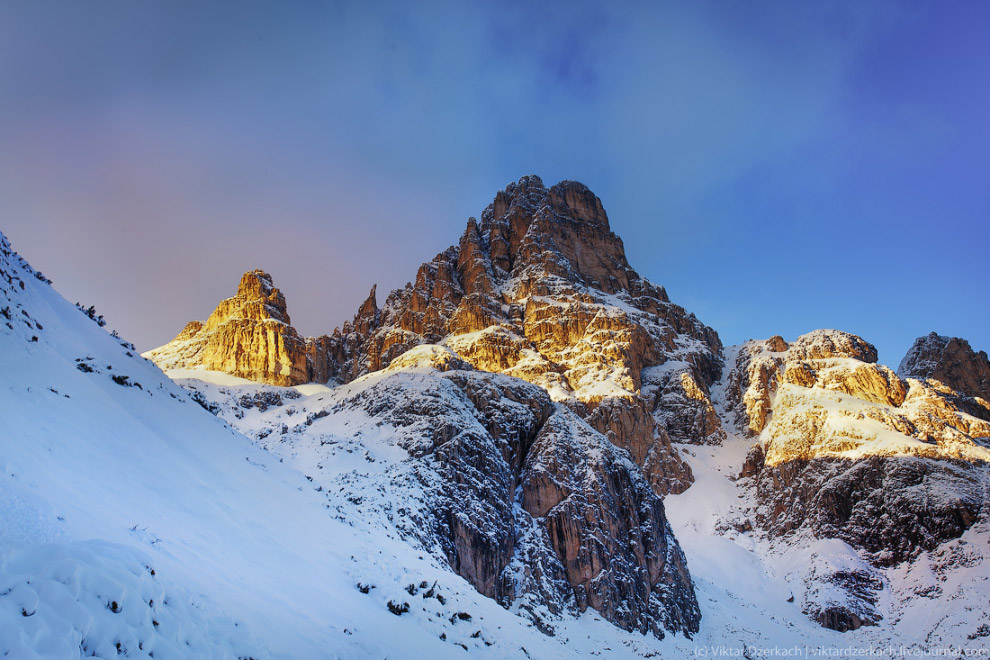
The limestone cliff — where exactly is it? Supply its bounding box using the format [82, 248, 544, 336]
[144, 270, 309, 386]
[727, 329, 990, 569]
[898, 331, 990, 422]
[319, 176, 724, 494]
[149, 176, 727, 494]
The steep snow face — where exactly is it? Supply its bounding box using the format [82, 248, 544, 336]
[2, 231, 707, 659]
[168, 356, 703, 640]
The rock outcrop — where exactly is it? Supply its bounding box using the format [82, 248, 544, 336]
[145, 270, 310, 386]
[898, 332, 990, 400]
[148, 176, 727, 494]
[225, 363, 702, 637]
[728, 329, 990, 567]
[899, 332, 990, 422]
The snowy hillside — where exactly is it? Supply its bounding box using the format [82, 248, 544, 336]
[1, 232, 679, 659]
[5, 211, 990, 659]
[163, 339, 990, 657]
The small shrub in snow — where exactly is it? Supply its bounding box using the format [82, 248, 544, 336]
[190, 390, 220, 415]
[75, 302, 106, 327]
[387, 600, 410, 615]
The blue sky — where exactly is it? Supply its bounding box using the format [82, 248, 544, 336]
[1, 1, 987, 364]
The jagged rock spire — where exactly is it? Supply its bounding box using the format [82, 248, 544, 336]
[145, 269, 308, 386]
[148, 176, 726, 495]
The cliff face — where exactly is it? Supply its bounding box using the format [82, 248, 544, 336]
[898, 332, 990, 422]
[179, 349, 702, 638]
[723, 329, 990, 632]
[727, 329, 990, 566]
[145, 270, 309, 386]
[148, 176, 727, 495]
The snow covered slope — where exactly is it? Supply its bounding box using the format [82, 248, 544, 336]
[168, 350, 990, 657]
[2, 231, 687, 658]
[163, 344, 704, 641]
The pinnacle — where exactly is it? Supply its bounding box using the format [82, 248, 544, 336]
[237, 270, 275, 298]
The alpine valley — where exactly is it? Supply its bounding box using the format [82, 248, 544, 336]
[3, 176, 989, 658]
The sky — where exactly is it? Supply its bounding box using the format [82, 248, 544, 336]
[1, 1, 987, 365]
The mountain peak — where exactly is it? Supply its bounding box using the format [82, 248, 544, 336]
[899, 331, 990, 402]
[146, 269, 308, 385]
[477, 176, 632, 296]
[237, 269, 275, 298]
[149, 176, 723, 489]
[548, 179, 610, 229]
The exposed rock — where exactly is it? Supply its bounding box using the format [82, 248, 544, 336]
[799, 544, 884, 632]
[729, 329, 990, 571]
[899, 332, 990, 399]
[149, 176, 724, 491]
[725, 337, 788, 436]
[520, 407, 701, 636]
[145, 270, 309, 386]
[899, 332, 990, 422]
[308, 367, 700, 637]
[781, 359, 906, 407]
[787, 329, 878, 363]
[755, 457, 987, 566]
[644, 364, 726, 445]
[739, 443, 765, 478]
[582, 396, 693, 495]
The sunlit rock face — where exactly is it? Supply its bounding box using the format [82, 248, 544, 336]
[149, 176, 726, 494]
[145, 270, 309, 386]
[728, 329, 990, 568]
[318, 175, 724, 494]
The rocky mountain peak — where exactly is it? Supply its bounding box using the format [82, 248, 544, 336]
[203, 268, 292, 329]
[786, 328, 878, 363]
[238, 268, 271, 293]
[478, 175, 633, 296]
[145, 269, 308, 386]
[150, 176, 725, 498]
[898, 331, 990, 402]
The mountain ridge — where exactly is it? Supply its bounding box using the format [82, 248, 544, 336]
[148, 175, 728, 499]
[10, 174, 988, 652]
